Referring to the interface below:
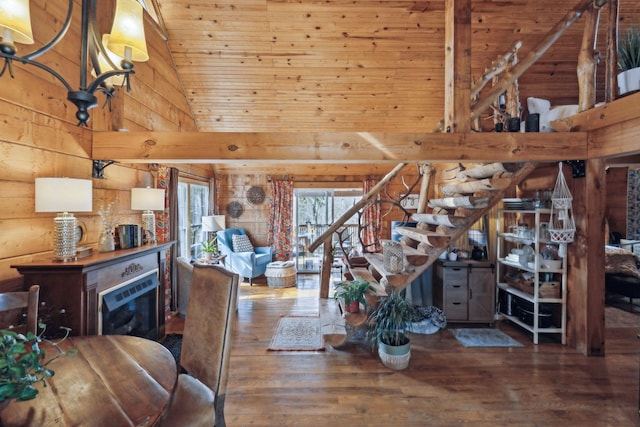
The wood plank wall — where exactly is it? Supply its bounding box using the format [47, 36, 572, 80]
[0, 0, 199, 292]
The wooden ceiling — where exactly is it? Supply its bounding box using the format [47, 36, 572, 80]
[153, 0, 639, 175]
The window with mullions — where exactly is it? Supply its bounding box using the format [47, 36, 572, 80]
[177, 179, 209, 259]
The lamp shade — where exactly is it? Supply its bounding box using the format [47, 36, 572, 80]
[0, 0, 34, 45]
[35, 178, 93, 212]
[202, 215, 226, 232]
[108, 0, 149, 62]
[131, 187, 164, 211]
[91, 34, 126, 87]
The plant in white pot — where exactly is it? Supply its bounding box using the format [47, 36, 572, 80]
[617, 24, 640, 96]
[200, 237, 218, 261]
[366, 291, 414, 370]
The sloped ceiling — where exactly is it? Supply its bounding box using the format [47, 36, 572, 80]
[154, 0, 639, 174]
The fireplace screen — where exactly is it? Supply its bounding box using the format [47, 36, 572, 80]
[99, 271, 159, 340]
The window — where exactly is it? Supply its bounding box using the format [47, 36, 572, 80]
[294, 188, 361, 272]
[177, 179, 210, 259]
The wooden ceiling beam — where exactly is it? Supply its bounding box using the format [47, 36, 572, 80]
[92, 131, 588, 164]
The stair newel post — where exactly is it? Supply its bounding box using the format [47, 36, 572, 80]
[319, 236, 334, 299]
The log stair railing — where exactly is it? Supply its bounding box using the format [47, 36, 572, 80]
[320, 161, 538, 347]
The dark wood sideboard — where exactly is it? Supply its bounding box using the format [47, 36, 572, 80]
[11, 242, 173, 337]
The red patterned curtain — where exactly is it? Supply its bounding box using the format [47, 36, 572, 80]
[268, 179, 294, 261]
[156, 166, 178, 315]
[361, 178, 381, 252]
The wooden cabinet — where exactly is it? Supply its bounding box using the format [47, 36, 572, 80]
[433, 260, 495, 323]
[11, 243, 173, 337]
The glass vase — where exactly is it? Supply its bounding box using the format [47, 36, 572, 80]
[98, 229, 115, 252]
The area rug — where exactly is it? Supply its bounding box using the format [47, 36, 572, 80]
[268, 316, 325, 351]
[450, 328, 524, 348]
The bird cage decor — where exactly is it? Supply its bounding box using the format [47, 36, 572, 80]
[548, 162, 575, 258]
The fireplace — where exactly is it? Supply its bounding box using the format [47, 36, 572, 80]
[98, 270, 160, 340]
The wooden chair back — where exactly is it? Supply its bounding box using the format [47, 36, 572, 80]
[180, 264, 239, 421]
[0, 285, 40, 334]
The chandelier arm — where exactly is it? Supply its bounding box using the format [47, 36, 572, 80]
[0, 53, 74, 92]
[87, 69, 134, 94]
[22, 0, 75, 62]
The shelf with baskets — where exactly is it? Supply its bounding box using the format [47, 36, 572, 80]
[496, 207, 567, 344]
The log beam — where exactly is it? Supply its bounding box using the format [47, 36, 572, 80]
[92, 131, 588, 163]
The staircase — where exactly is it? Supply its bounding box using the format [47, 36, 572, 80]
[320, 161, 538, 347]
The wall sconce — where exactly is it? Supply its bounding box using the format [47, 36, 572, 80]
[0, 0, 149, 126]
[131, 187, 164, 244]
[35, 178, 93, 262]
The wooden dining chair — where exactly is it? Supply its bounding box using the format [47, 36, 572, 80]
[0, 285, 40, 334]
[161, 264, 239, 427]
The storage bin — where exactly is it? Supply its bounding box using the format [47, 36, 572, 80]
[265, 261, 297, 288]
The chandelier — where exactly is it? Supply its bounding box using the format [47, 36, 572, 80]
[0, 0, 148, 126]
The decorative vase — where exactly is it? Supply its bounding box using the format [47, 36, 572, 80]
[98, 230, 115, 252]
[378, 340, 411, 370]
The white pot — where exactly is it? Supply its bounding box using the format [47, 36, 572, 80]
[618, 67, 640, 96]
[378, 340, 411, 370]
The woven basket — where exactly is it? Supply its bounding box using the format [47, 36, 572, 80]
[266, 261, 297, 288]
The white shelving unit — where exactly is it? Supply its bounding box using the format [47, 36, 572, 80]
[496, 208, 567, 344]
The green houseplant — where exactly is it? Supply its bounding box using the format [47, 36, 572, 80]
[617, 24, 640, 95]
[201, 237, 218, 260]
[333, 280, 373, 314]
[0, 326, 75, 405]
[366, 291, 414, 370]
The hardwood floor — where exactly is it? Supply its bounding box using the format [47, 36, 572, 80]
[173, 275, 640, 426]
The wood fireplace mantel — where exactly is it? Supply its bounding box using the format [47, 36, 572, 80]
[11, 242, 173, 337]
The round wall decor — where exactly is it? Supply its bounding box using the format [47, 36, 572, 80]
[247, 186, 266, 205]
[226, 201, 244, 218]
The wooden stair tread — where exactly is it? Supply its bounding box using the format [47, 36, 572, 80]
[394, 227, 451, 248]
[363, 253, 415, 288]
[319, 299, 347, 347]
[429, 196, 490, 209]
[349, 267, 387, 297]
[440, 177, 513, 196]
[410, 213, 467, 227]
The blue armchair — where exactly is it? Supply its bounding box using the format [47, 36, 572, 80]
[216, 228, 273, 285]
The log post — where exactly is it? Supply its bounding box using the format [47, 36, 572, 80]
[577, 5, 602, 112]
[605, 0, 619, 102]
[319, 236, 333, 299]
[417, 164, 433, 214]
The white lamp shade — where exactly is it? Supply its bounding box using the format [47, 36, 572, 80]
[108, 0, 149, 62]
[131, 187, 164, 211]
[0, 0, 34, 45]
[202, 215, 225, 232]
[35, 178, 93, 212]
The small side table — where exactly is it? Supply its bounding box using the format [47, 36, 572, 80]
[197, 254, 226, 265]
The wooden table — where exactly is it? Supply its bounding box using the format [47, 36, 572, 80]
[1, 335, 177, 427]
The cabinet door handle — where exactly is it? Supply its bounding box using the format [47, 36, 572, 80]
[469, 289, 473, 299]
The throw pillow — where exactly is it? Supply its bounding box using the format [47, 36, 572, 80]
[232, 234, 254, 253]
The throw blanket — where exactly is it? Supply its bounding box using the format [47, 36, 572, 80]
[605, 245, 640, 279]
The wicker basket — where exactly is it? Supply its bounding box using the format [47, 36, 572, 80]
[265, 261, 297, 288]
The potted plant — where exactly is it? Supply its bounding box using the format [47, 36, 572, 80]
[201, 237, 218, 261]
[366, 291, 414, 370]
[333, 280, 373, 313]
[0, 326, 75, 408]
[617, 24, 640, 96]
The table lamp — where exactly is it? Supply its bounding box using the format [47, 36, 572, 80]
[35, 178, 93, 262]
[202, 215, 226, 235]
[131, 187, 165, 244]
